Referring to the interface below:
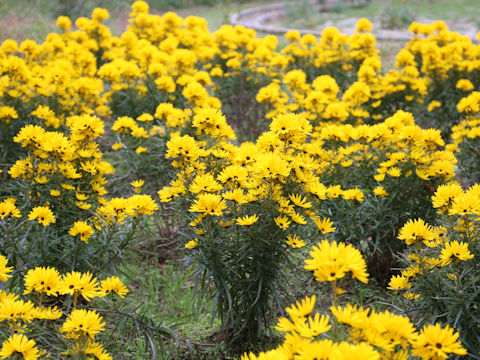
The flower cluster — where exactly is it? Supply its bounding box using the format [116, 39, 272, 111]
[389, 183, 480, 353]
[449, 100, 480, 184]
[2, 116, 158, 274]
[243, 241, 466, 360]
[0, 255, 129, 359]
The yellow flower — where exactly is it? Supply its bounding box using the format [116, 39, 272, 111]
[0, 297, 35, 323]
[411, 323, 467, 359]
[189, 194, 227, 217]
[112, 142, 123, 150]
[50, 189, 61, 197]
[373, 173, 385, 182]
[305, 240, 369, 284]
[290, 212, 307, 225]
[155, 76, 176, 93]
[60, 309, 106, 339]
[56, 15, 72, 30]
[0, 39, 18, 53]
[289, 193, 312, 209]
[91, 7, 109, 22]
[0, 198, 21, 219]
[327, 185, 343, 198]
[99, 276, 129, 298]
[129, 194, 159, 215]
[296, 313, 331, 338]
[457, 91, 480, 113]
[342, 188, 364, 202]
[431, 183, 463, 212]
[69, 221, 94, 243]
[313, 217, 336, 234]
[275, 216, 291, 230]
[76, 202, 92, 210]
[373, 186, 388, 197]
[439, 241, 474, 266]
[0, 106, 18, 123]
[23, 267, 61, 296]
[0, 255, 13, 282]
[286, 234, 306, 248]
[456, 79, 474, 91]
[190, 173, 223, 194]
[131, 179, 145, 193]
[286, 295, 316, 321]
[185, 239, 199, 249]
[398, 219, 436, 246]
[333, 341, 380, 359]
[387, 275, 411, 291]
[135, 146, 147, 154]
[387, 167, 401, 177]
[355, 18, 372, 32]
[236, 215, 259, 226]
[131, 0, 149, 14]
[27, 206, 56, 226]
[60, 271, 100, 301]
[448, 192, 480, 216]
[0, 334, 40, 360]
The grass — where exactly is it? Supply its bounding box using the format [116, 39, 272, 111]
[102, 246, 222, 359]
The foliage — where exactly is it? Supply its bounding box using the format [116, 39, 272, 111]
[380, 1, 415, 30]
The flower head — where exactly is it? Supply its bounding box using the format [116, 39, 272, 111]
[0, 255, 13, 282]
[27, 206, 55, 226]
[439, 241, 474, 266]
[0, 334, 40, 360]
[236, 214, 259, 226]
[304, 240, 369, 284]
[23, 267, 61, 296]
[411, 323, 467, 359]
[60, 309, 106, 339]
[99, 276, 129, 298]
[69, 221, 94, 243]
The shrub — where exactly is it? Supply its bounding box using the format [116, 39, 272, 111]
[0, 255, 125, 359]
[243, 238, 467, 359]
[389, 183, 480, 354]
[2, 116, 157, 276]
[158, 110, 337, 344]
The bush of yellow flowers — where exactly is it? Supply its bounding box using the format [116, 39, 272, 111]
[0, 254, 127, 359]
[2, 112, 158, 277]
[448, 91, 480, 185]
[310, 110, 455, 280]
[402, 22, 480, 135]
[388, 182, 480, 355]
[158, 109, 339, 342]
[158, 106, 456, 345]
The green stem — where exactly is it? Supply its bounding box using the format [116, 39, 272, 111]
[331, 280, 340, 340]
[331, 280, 339, 307]
[73, 292, 78, 310]
[40, 226, 48, 265]
[72, 236, 82, 271]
